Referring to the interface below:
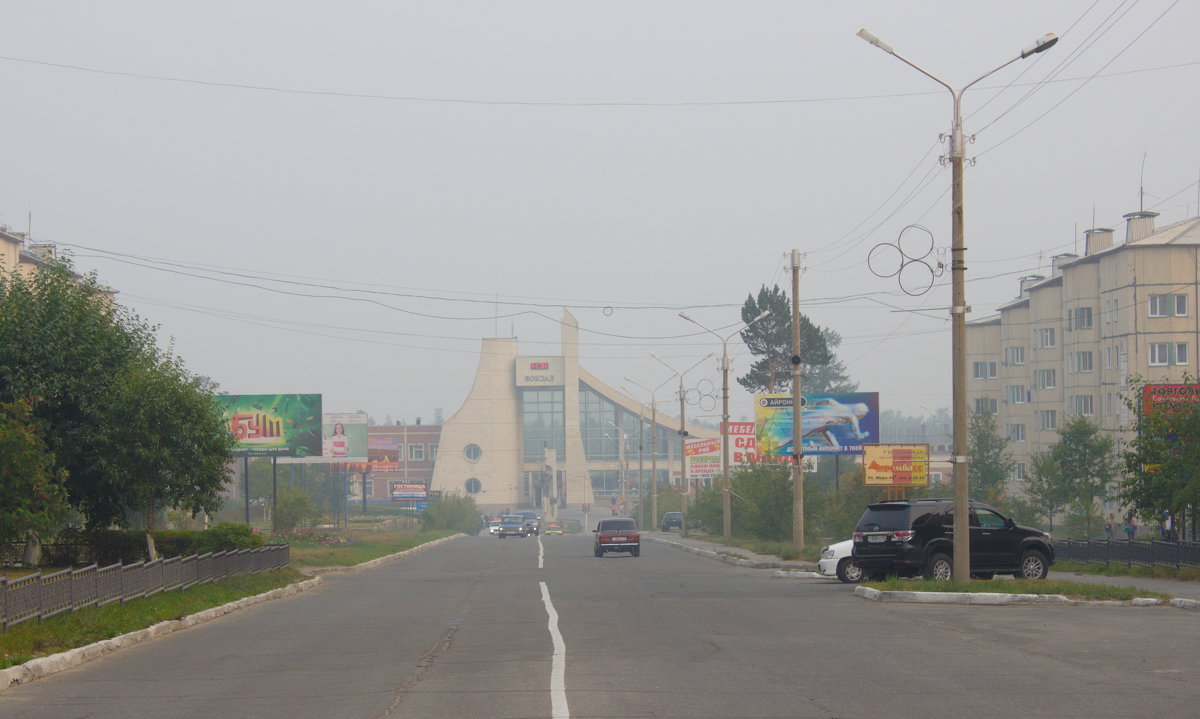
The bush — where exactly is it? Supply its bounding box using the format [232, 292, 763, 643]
[273, 487, 323, 532]
[44, 523, 266, 565]
[419, 494, 484, 535]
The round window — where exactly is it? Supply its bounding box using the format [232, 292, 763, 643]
[465, 478, 482, 495]
[464, 444, 482, 462]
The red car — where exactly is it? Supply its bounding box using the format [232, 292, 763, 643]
[593, 518, 640, 557]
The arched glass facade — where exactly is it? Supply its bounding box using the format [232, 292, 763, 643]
[522, 388, 564, 461]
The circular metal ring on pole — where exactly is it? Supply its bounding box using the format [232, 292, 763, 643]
[699, 395, 717, 413]
[869, 224, 944, 297]
[697, 378, 715, 396]
[603, 306, 614, 316]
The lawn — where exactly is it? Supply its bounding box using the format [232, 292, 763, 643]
[271, 528, 457, 567]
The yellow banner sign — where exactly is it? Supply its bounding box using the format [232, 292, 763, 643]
[863, 444, 930, 486]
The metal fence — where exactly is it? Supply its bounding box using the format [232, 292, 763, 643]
[1, 544, 289, 630]
[1054, 539, 1200, 570]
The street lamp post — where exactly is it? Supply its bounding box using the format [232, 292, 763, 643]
[857, 28, 1058, 581]
[679, 310, 770, 545]
[651, 352, 715, 538]
[625, 375, 673, 530]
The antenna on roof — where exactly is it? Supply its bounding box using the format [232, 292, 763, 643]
[1139, 150, 1148, 212]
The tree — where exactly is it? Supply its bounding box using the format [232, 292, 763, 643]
[0, 398, 70, 561]
[1044, 416, 1118, 538]
[1121, 378, 1200, 533]
[736, 284, 852, 394]
[94, 352, 237, 558]
[1025, 451, 1072, 532]
[967, 410, 1013, 505]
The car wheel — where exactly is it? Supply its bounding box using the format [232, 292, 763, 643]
[924, 553, 953, 581]
[1017, 549, 1049, 580]
[836, 558, 864, 583]
[594, 549, 603, 557]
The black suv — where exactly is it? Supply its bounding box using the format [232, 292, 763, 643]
[851, 498, 1054, 580]
[660, 512, 683, 531]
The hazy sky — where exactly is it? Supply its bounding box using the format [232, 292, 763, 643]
[3, 1, 1197, 425]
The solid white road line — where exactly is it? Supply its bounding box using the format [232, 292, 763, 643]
[539, 534, 545, 569]
[539, 581, 570, 719]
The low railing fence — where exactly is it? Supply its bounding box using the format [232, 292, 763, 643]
[1, 544, 289, 630]
[1054, 539, 1200, 570]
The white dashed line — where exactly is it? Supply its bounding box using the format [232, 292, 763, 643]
[539, 581, 570, 719]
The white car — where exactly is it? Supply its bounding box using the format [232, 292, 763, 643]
[818, 539, 863, 583]
[487, 519, 502, 535]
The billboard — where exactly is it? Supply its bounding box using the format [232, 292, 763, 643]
[323, 412, 368, 461]
[863, 444, 930, 486]
[214, 394, 322, 457]
[755, 392, 880, 457]
[725, 422, 757, 463]
[390, 481, 428, 500]
[685, 437, 722, 485]
[1141, 384, 1200, 415]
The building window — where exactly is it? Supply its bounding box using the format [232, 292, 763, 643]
[1149, 294, 1188, 318]
[1006, 424, 1026, 442]
[1039, 410, 1057, 431]
[1149, 342, 1189, 367]
[464, 477, 482, 494]
[974, 398, 998, 414]
[1011, 462, 1027, 481]
[579, 384, 618, 461]
[1006, 385, 1027, 404]
[1073, 395, 1094, 416]
[1035, 327, 1056, 349]
[1105, 393, 1115, 416]
[464, 444, 482, 462]
[1035, 368, 1056, 390]
[1071, 307, 1093, 330]
[1005, 346, 1025, 366]
[972, 361, 997, 379]
[1069, 351, 1093, 373]
[409, 443, 425, 461]
[524, 388, 566, 461]
[429, 444, 438, 461]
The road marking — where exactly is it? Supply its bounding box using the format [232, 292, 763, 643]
[539, 581, 570, 719]
[538, 534, 545, 568]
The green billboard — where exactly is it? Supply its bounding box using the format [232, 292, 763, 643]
[214, 393, 323, 457]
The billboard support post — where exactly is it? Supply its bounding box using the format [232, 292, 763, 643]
[243, 457, 250, 524]
[271, 457, 278, 532]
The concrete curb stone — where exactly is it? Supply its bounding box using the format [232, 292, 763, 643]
[645, 536, 780, 569]
[854, 584, 1176, 608]
[0, 532, 467, 693]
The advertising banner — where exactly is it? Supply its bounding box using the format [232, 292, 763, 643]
[390, 482, 429, 500]
[724, 422, 757, 463]
[323, 412, 368, 461]
[214, 394, 322, 457]
[1141, 384, 1200, 415]
[755, 392, 880, 457]
[863, 444, 930, 486]
[685, 437, 721, 484]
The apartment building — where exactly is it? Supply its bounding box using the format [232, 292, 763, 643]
[967, 210, 1200, 484]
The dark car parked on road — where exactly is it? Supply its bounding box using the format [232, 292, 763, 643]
[852, 498, 1054, 581]
[660, 512, 683, 531]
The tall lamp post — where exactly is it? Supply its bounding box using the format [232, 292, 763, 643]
[679, 310, 770, 545]
[625, 376, 673, 530]
[857, 28, 1058, 581]
[652, 352, 715, 538]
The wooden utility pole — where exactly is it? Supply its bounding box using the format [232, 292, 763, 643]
[791, 250, 805, 549]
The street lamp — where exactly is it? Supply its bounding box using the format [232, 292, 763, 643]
[679, 310, 770, 544]
[625, 376, 673, 529]
[651, 351, 715, 538]
[858, 28, 1058, 581]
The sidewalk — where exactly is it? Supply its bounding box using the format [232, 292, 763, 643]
[646, 530, 1200, 601]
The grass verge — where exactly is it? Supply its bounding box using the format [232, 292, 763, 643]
[284, 529, 455, 568]
[1054, 560, 1200, 582]
[0, 567, 304, 670]
[863, 576, 1171, 601]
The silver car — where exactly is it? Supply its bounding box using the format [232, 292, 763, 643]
[818, 539, 863, 583]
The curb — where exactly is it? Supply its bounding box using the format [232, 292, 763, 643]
[646, 536, 782, 569]
[773, 570, 825, 579]
[302, 533, 465, 575]
[0, 533, 467, 693]
[853, 585, 1180, 608]
[0, 576, 322, 693]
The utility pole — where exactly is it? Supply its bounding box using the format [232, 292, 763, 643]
[791, 249, 805, 549]
[679, 384, 689, 537]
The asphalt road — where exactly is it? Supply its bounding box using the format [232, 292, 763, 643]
[1, 532, 1198, 719]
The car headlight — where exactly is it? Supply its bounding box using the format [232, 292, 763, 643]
[820, 546, 834, 559]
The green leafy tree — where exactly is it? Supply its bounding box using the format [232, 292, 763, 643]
[94, 352, 237, 558]
[967, 410, 1013, 505]
[1024, 452, 1072, 532]
[736, 285, 840, 394]
[1121, 378, 1200, 531]
[274, 486, 324, 531]
[1043, 416, 1118, 538]
[0, 260, 155, 525]
[0, 398, 70, 560]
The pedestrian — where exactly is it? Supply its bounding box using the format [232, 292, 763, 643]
[1104, 514, 1114, 540]
[1124, 519, 1136, 540]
